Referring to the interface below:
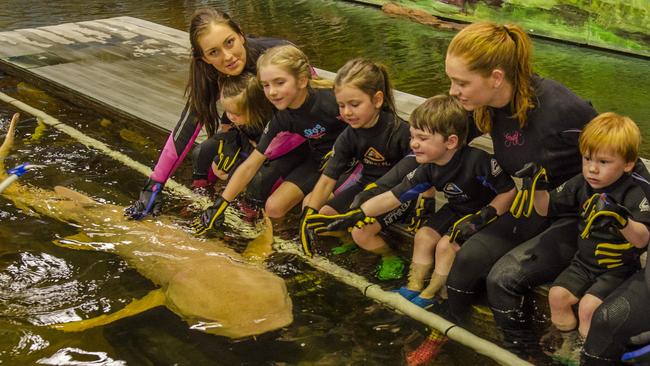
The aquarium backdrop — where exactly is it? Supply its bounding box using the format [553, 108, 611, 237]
[380, 0, 649, 57]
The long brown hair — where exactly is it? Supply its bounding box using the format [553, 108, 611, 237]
[447, 22, 535, 133]
[334, 58, 400, 134]
[186, 7, 253, 137]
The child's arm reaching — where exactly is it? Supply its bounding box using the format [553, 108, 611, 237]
[448, 188, 516, 244]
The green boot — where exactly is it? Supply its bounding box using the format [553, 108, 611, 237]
[377, 256, 405, 280]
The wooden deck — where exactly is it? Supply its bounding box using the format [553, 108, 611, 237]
[0, 17, 190, 134]
[0, 17, 450, 146]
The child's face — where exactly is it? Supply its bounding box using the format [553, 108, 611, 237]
[445, 55, 499, 111]
[582, 150, 634, 189]
[259, 65, 307, 110]
[334, 85, 382, 129]
[221, 95, 246, 126]
[409, 127, 455, 164]
[199, 23, 246, 76]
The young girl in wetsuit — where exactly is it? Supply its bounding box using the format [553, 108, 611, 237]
[299, 58, 411, 259]
[193, 73, 308, 210]
[125, 7, 291, 219]
[192, 44, 346, 234]
[191, 73, 271, 186]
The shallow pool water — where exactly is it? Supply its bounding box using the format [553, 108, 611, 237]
[1, 1, 648, 365]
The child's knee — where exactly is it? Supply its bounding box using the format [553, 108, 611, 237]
[265, 196, 290, 218]
[548, 286, 576, 310]
[414, 227, 440, 247]
[578, 295, 601, 323]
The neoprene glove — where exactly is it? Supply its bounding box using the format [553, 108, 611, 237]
[214, 130, 242, 174]
[581, 193, 630, 239]
[124, 178, 164, 220]
[406, 196, 436, 233]
[192, 196, 229, 235]
[299, 207, 318, 257]
[319, 150, 334, 172]
[622, 331, 650, 363]
[510, 162, 548, 218]
[448, 205, 498, 244]
[317, 208, 375, 232]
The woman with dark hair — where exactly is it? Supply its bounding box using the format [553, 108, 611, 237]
[125, 7, 291, 219]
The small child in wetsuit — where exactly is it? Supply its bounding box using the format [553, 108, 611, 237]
[529, 112, 650, 361]
[309, 95, 516, 306]
[299, 58, 412, 265]
[191, 72, 271, 187]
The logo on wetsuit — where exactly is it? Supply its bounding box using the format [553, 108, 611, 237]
[363, 147, 390, 166]
[304, 124, 326, 139]
[640, 197, 650, 212]
[443, 182, 469, 201]
[503, 130, 525, 147]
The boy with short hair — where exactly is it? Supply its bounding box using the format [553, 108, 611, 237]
[529, 112, 650, 362]
[308, 95, 516, 308]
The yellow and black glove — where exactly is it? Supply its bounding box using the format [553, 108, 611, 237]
[448, 206, 498, 244]
[306, 208, 376, 236]
[510, 162, 548, 218]
[299, 207, 319, 257]
[192, 196, 229, 235]
[580, 193, 630, 239]
[406, 196, 436, 233]
[214, 135, 241, 174]
[319, 150, 334, 172]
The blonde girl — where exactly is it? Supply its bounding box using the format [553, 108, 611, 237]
[192, 45, 346, 235]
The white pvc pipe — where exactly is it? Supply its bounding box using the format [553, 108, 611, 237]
[0, 173, 19, 193]
[0, 92, 531, 366]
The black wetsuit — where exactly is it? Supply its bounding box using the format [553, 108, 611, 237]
[583, 266, 650, 365]
[191, 112, 263, 182]
[583, 172, 650, 366]
[254, 87, 346, 195]
[322, 111, 411, 212]
[390, 145, 514, 234]
[444, 74, 598, 358]
[549, 173, 650, 300]
[350, 154, 421, 227]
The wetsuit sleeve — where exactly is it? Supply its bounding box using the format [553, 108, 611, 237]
[255, 115, 288, 155]
[150, 101, 203, 183]
[475, 154, 515, 194]
[323, 128, 355, 179]
[548, 174, 584, 217]
[390, 165, 433, 203]
[366, 155, 419, 193]
[624, 186, 650, 227]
